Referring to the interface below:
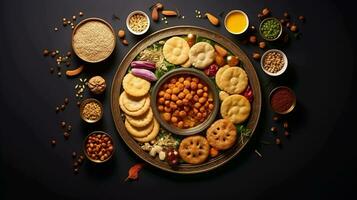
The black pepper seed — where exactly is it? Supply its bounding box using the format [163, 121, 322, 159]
[51, 51, 56, 57]
[77, 158, 83, 164]
[72, 151, 77, 158]
[74, 168, 79, 174]
[67, 51, 71, 57]
[51, 139, 56, 146]
[64, 98, 69, 104]
[73, 162, 79, 167]
[61, 121, 66, 127]
[77, 101, 81, 107]
[67, 125, 72, 131]
[64, 132, 70, 139]
[50, 67, 54, 73]
[57, 72, 62, 77]
[60, 104, 65, 111]
[79, 155, 84, 160]
[79, 12, 84, 16]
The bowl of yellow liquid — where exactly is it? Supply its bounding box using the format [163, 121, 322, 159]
[224, 10, 249, 35]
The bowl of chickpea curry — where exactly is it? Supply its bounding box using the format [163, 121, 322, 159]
[151, 68, 219, 136]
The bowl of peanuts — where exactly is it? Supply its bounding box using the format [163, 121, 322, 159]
[151, 68, 219, 136]
[260, 49, 288, 76]
[83, 131, 115, 163]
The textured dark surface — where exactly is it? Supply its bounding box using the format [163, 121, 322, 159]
[0, 0, 356, 199]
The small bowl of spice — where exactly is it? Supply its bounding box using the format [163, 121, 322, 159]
[72, 18, 116, 63]
[83, 131, 114, 163]
[261, 49, 288, 76]
[80, 98, 103, 123]
[269, 86, 296, 114]
[259, 17, 282, 41]
[126, 11, 150, 35]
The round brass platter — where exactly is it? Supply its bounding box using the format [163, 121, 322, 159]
[111, 26, 262, 174]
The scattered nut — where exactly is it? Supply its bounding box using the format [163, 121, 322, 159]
[262, 8, 271, 17]
[118, 29, 125, 39]
[258, 41, 266, 49]
[43, 49, 49, 56]
[275, 137, 281, 145]
[283, 11, 290, 19]
[284, 130, 290, 137]
[283, 121, 289, 129]
[249, 35, 257, 44]
[252, 52, 261, 60]
[298, 15, 305, 22]
[122, 39, 129, 46]
[290, 24, 298, 32]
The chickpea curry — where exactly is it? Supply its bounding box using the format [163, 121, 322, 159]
[157, 75, 214, 129]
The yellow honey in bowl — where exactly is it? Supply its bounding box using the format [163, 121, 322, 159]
[225, 11, 248, 34]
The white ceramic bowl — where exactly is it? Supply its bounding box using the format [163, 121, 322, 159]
[260, 49, 288, 76]
[126, 10, 150, 35]
[224, 10, 249, 35]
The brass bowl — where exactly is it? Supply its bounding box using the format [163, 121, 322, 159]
[269, 86, 296, 114]
[83, 131, 115, 163]
[72, 17, 116, 63]
[151, 68, 219, 136]
[79, 98, 104, 123]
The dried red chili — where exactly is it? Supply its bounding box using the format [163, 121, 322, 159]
[270, 87, 295, 113]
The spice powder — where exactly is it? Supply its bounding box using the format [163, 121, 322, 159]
[270, 88, 295, 113]
[73, 20, 115, 62]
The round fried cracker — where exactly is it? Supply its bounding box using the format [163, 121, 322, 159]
[125, 118, 154, 138]
[220, 94, 251, 124]
[163, 37, 190, 65]
[206, 119, 237, 150]
[123, 73, 150, 97]
[126, 108, 153, 128]
[220, 67, 248, 94]
[121, 91, 146, 112]
[189, 42, 215, 69]
[179, 135, 210, 164]
[119, 92, 150, 117]
[215, 65, 230, 90]
[133, 118, 160, 143]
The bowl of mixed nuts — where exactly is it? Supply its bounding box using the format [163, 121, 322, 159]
[80, 98, 104, 123]
[260, 49, 288, 76]
[83, 131, 115, 163]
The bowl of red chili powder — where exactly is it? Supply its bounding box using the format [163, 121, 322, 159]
[269, 86, 296, 114]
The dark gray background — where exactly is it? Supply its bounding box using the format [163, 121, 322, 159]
[0, 0, 356, 199]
